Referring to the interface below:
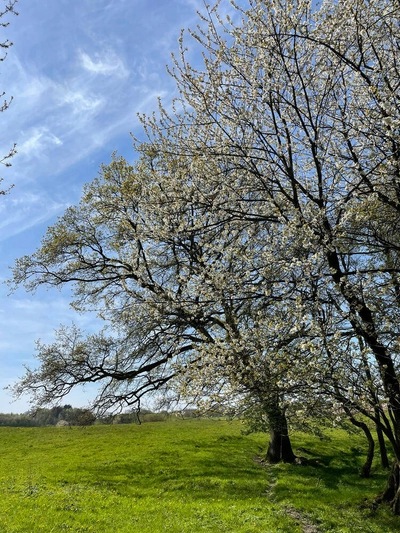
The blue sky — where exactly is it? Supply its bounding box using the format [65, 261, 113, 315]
[0, 0, 229, 413]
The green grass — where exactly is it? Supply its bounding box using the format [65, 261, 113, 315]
[0, 419, 398, 532]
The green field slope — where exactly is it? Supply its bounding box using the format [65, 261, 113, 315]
[0, 418, 397, 532]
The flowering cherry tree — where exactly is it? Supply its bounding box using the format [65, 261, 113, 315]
[10, 0, 400, 511]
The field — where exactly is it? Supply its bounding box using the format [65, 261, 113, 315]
[0, 418, 398, 532]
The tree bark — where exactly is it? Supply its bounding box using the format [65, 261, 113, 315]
[360, 345, 391, 470]
[266, 428, 283, 463]
[265, 407, 296, 464]
[347, 416, 375, 478]
[359, 423, 375, 479]
[375, 462, 400, 514]
[376, 419, 390, 469]
[281, 433, 297, 463]
[325, 246, 400, 443]
[332, 386, 376, 478]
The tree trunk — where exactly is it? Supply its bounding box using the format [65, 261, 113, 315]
[265, 407, 296, 464]
[376, 420, 390, 469]
[375, 462, 400, 514]
[348, 415, 375, 478]
[360, 344, 390, 470]
[266, 429, 297, 463]
[281, 433, 297, 463]
[336, 395, 375, 478]
[359, 424, 375, 479]
[266, 428, 283, 463]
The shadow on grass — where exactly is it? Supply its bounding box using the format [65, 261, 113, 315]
[271, 442, 391, 503]
[74, 422, 394, 521]
[79, 435, 270, 501]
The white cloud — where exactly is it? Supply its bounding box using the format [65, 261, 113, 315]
[0, 191, 67, 242]
[18, 127, 63, 158]
[18, 75, 49, 100]
[60, 90, 103, 114]
[79, 49, 129, 78]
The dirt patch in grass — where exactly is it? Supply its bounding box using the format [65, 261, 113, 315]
[284, 506, 319, 533]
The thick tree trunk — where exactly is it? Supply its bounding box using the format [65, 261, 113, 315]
[375, 462, 400, 514]
[266, 430, 297, 463]
[266, 428, 282, 463]
[281, 433, 297, 463]
[265, 407, 296, 464]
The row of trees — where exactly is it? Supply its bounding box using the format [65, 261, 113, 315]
[0, 407, 206, 427]
[0, 405, 95, 427]
[9, 0, 400, 513]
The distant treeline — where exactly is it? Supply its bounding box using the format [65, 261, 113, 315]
[0, 406, 202, 427]
[0, 405, 96, 427]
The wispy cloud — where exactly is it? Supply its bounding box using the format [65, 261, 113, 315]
[59, 89, 103, 114]
[79, 49, 129, 78]
[0, 191, 67, 242]
[0, 0, 212, 411]
[18, 127, 63, 158]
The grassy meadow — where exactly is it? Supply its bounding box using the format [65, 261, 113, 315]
[0, 418, 398, 532]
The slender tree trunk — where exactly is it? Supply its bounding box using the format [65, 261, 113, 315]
[359, 343, 391, 470]
[376, 418, 390, 469]
[359, 424, 375, 479]
[347, 415, 375, 478]
[371, 414, 400, 513]
[377, 414, 400, 462]
[326, 246, 400, 437]
[330, 378, 376, 477]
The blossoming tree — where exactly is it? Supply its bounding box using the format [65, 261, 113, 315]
[10, 0, 400, 511]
